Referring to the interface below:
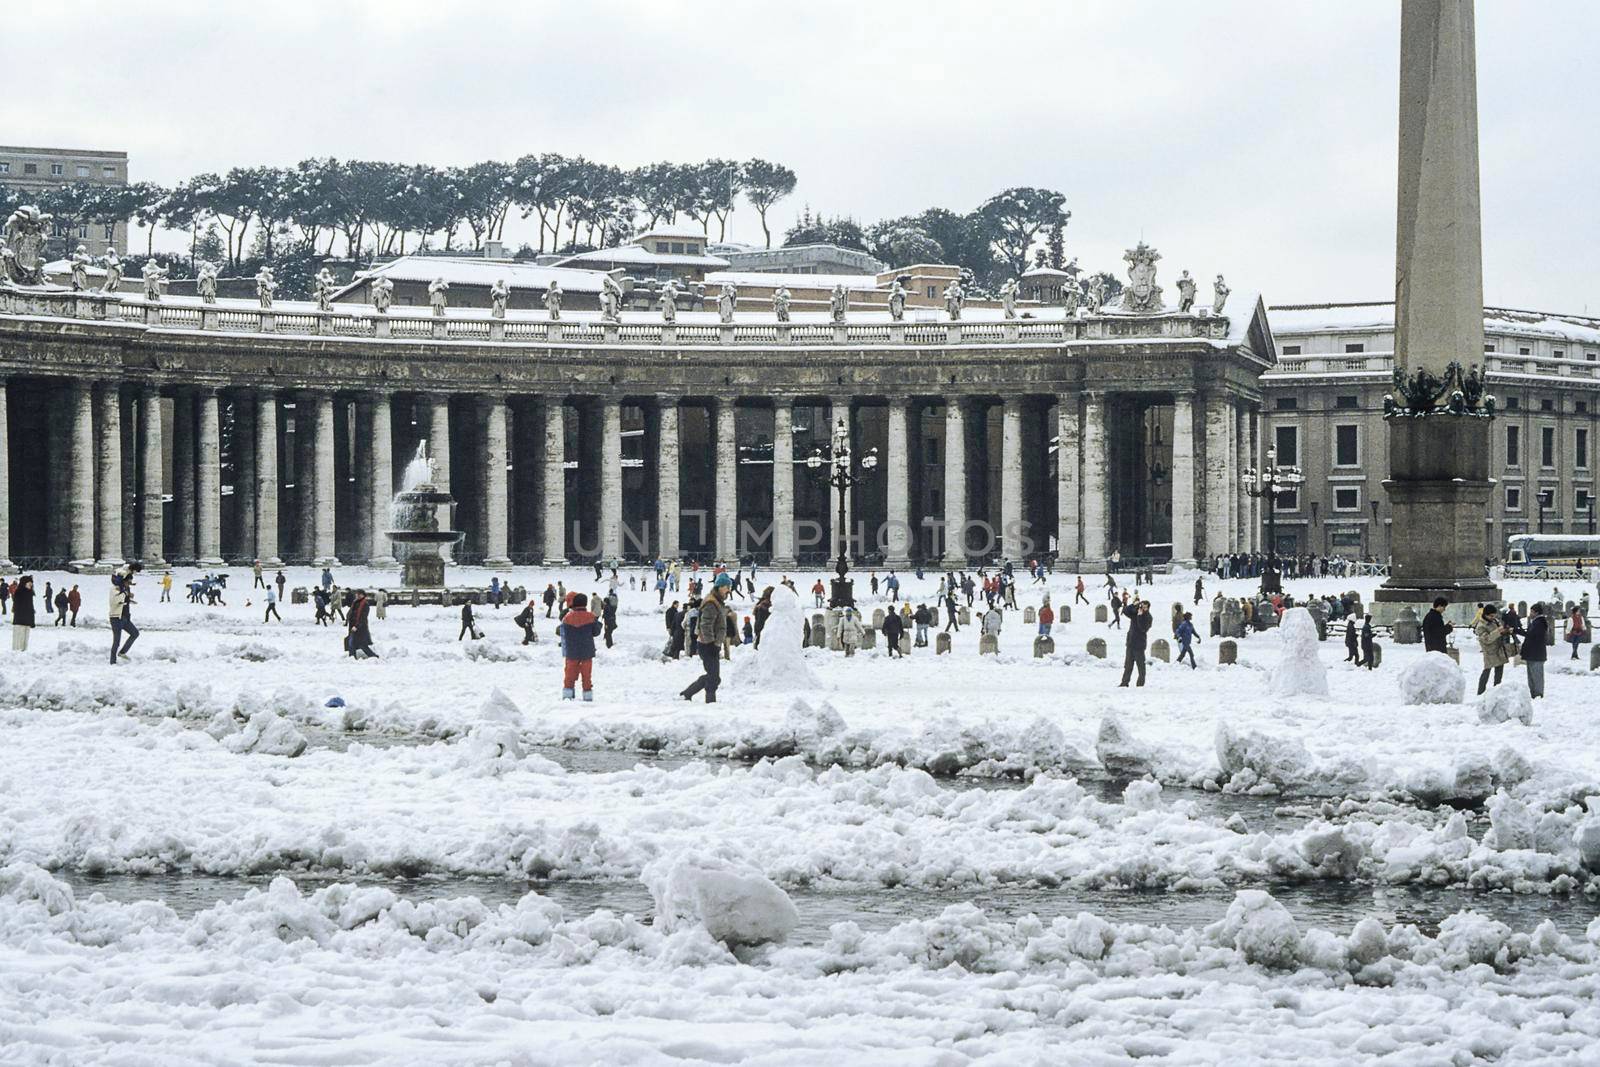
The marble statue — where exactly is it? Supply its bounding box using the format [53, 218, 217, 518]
[1119, 241, 1164, 313]
[691, 282, 706, 311]
[944, 280, 965, 321]
[489, 279, 509, 319]
[887, 279, 907, 322]
[658, 280, 678, 323]
[196, 261, 219, 304]
[829, 283, 847, 323]
[69, 244, 91, 291]
[773, 287, 791, 323]
[718, 282, 737, 323]
[1213, 274, 1231, 314]
[313, 267, 337, 312]
[999, 278, 1019, 320]
[1062, 274, 1081, 314]
[1085, 276, 1104, 313]
[2, 204, 52, 285]
[429, 277, 449, 317]
[600, 274, 622, 322]
[371, 276, 393, 314]
[542, 280, 561, 320]
[141, 260, 168, 301]
[1176, 270, 1197, 313]
[255, 266, 277, 309]
[100, 247, 123, 294]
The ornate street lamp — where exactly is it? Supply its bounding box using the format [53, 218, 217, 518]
[1242, 446, 1303, 595]
[804, 417, 877, 608]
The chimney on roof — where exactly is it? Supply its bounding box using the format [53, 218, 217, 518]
[485, 240, 505, 260]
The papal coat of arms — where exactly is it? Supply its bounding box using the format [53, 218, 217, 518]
[1120, 241, 1165, 314]
[2, 205, 54, 286]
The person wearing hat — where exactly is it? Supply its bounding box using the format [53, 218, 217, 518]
[681, 573, 734, 703]
[1472, 603, 1511, 694]
[108, 564, 143, 664]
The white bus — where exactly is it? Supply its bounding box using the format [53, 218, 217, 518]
[1503, 534, 1600, 580]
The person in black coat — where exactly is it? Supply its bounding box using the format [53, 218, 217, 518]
[1119, 600, 1153, 687]
[459, 600, 480, 640]
[1358, 614, 1377, 669]
[1523, 603, 1549, 699]
[1423, 597, 1454, 654]
[882, 609, 906, 658]
[1344, 617, 1360, 662]
[11, 576, 36, 651]
[664, 601, 683, 659]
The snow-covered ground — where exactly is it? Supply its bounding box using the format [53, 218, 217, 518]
[3, 563, 1599, 1064]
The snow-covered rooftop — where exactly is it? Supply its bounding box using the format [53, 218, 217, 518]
[553, 245, 730, 270]
[704, 271, 885, 291]
[333, 256, 610, 298]
[1269, 301, 1600, 346]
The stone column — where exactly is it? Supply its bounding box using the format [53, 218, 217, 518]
[1248, 407, 1262, 552]
[883, 396, 912, 568]
[1234, 402, 1251, 552]
[425, 393, 452, 562]
[1056, 394, 1080, 560]
[234, 394, 256, 563]
[66, 381, 96, 569]
[254, 389, 280, 566]
[542, 397, 567, 564]
[171, 390, 195, 563]
[1170, 391, 1197, 564]
[139, 386, 165, 566]
[1378, 0, 1500, 616]
[482, 395, 513, 568]
[1081, 393, 1109, 560]
[94, 382, 124, 568]
[1203, 392, 1233, 557]
[1000, 396, 1025, 561]
[941, 397, 967, 565]
[368, 393, 396, 566]
[195, 388, 224, 566]
[311, 391, 339, 566]
[0, 379, 12, 572]
[656, 396, 680, 560]
[770, 399, 795, 567]
[714, 398, 738, 559]
[831, 397, 854, 561]
[597, 397, 623, 562]
[351, 399, 373, 563]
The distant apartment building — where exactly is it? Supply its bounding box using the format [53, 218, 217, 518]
[0, 145, 130, 255]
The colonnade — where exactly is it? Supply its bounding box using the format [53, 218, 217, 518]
[0, 379, 1261, 570]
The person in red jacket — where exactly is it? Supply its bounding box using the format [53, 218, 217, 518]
[1037, 598, 1055, 636]
[556, 593, 603, 701]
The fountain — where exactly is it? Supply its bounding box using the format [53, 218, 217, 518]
[388, 441, 462, 590]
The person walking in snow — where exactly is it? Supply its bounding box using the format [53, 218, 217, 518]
[1175, 612, 1199, 669]
[108, 566, 141, 664]
[1037, 597, 1055, 636]
[943, 590, 961, 633]
[1118, 599, 1152, 687]
[459, 600, 481, 641]
[263, 586, 281, 622]
[159, 572, 172, 602]
[601, 591, 618, 648]
[681, 574, 734, 703]
[882, 605, 905, 657]
[253, 559, 265, 589]
[52, 585, 67, 626]
[347, 590, 378, 659]
[753, 588, 772, 649]
[1344, 616, 1360, 663]
[273, 570, 285, 604]
[1523, 602, 1548, 699]
[11, 575, 36, 651]
[839, 607, 864, 657]
[1566, 605, 1587, 660]
[67, 584, 82, 626]
[557, 593, 602, 701]
[913, 603, 931, 647]
[514, 599, 539, 644]
[886, 571, 900, 602]
[1194, 576, 1204, 605]
[812, 579, 826, 608]
[1358, 614, 1377, 670]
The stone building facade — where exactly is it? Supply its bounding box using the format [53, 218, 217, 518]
[1260, 302, 1600, 560]
[0, 283, 1273, 571]
[0, 146, 131, 255]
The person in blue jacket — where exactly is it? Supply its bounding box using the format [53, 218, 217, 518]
[1175, 611, 1199, 669]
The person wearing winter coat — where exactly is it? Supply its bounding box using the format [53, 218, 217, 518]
[556, 593, 603, 700]
[53, 587, 68, 626]
[1358, 614, 1377, 669]
[459, 600, 481, 641]
[108, 567, 141, 664]
[752, 588, 772, 649]
[1038, 599, 1055, 636]
[67, 585, 81, 626]
[1422, 597, 1454, 653]
[839, 608, 865, 657]
[263, 586, 281, 622]
[1193, 576, 1204, 605]
[10, 575, 35, 651]
[1175, 612, 1199, 669]
[543, 584, 558, 617]
[1523, 603, 1549, 699]
[1118, 600, 1153, 688]
[882, 608, 906, 657]
[1473, 604, 1511, 694]
[885, 572, 900, 602]
[347, 591, 378, 659]
[681, 576, 734, 703]
[981, 607, 1003, 637]
[811, 579, 826, 608]
[944, 591, 961, 632]
[1344, 618, 1360, 663]
[601, 592, 619, 649]
[514, 600, 539, 644]
[912, 603, 931, 646]
[1566, 606, 1587, 660]
[664, 601, 683, 658]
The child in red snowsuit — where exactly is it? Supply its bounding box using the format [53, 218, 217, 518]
[556, 593, 602, 701]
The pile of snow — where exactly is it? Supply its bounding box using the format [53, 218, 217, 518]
[216, 710, 308, 757]
[1478, 681, 1534, 726]
[1575, 799, 1600, 873]
[1269, 608, 1328, 697]
[1204, 890, 1300, 968]
[1122, 778, 1162, 810]
[1398, 652, 1466, 705]
[731, 587, 819, 691]
[1095, 715, 1156, 776]
[641, 853, 798, 946]
[463, 640, 525, 663]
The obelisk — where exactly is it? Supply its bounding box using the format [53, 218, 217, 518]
[1373, 0, 1501, 624]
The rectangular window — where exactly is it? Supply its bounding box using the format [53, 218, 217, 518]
[1519, 346, 1532, 356]
[1334, 487, 1360, 511]
[1281, 345, 1301, 356]
[927, 286, 937, 298]
[1334, 424, 1359, 467]
[75, 164, 88, 177]
[1334, 395, 1359, 410]
[1506, 397, 1519, 410]
[1274, 425, 1299, 467]
[1577, 489, 1592, 514]
[1506, 424, 1520, 467]
[1484, 342, 1496, 352]
[1275, 488, 1300, 511]
[23, 163, 36, 174]
[1580, 401, 1590, 414]
[1554, 349, 1565, 359]
[656, 242, 671, 253]
[0, 162, 9, 173]
[1541, 398, 1555, 411]
[101, 165, 116, 178]
[1274, 397, 1298, 411]
[1542, 426, 1556, 468]
[103, 223, 114, 240]
[1344, 342, 1365, 353]
[50, 163, 63, 175]
[1506, 486, 1521, 511]
[1578, 428, 1589, 469]
[1588, 352, 1598, 362]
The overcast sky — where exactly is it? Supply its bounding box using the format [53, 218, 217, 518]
[9, 1, 1594, 312]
